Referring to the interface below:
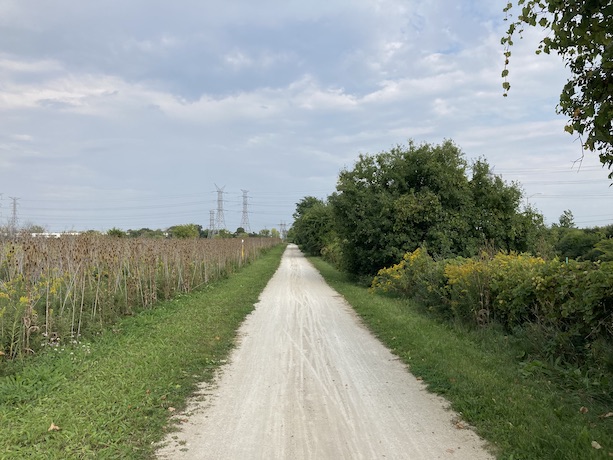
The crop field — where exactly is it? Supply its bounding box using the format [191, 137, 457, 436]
[0, 235, 279, 360]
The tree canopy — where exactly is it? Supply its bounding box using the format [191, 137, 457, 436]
[327, 140, 542, 275]
[291, 197, 334, 256]
[502, 1, 613, 174]
[168, 224, 201, 239]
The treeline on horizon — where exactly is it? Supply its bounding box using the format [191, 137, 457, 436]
[17, 224, 281, 240]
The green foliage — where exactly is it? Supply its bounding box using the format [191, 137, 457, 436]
[330, 140, 468, 275]
[329, 140, 543, 275]
[107, 227, 126, 237]
[291, 197, 334, 256]
[547, 218, 613, 262]
[293, 196, 324, 220]
[127, 227, 165, 238]
[371, 248, 447, 311]
[373, 249, 613, 376]
[502, 1, 613, 175]
[559, 209, 576, 228]
[168, 223, 201, 239]
[555, 227, 603, 261]
[594, 238, 613, 261]
[216, 229, 234, 238]
[469, 159, 546, 253]
[234, 227, 249, 238]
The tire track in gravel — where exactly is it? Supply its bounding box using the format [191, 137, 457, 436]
[157, 244, 494, 460]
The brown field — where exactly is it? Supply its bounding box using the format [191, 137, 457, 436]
[0, 235, 280, 359]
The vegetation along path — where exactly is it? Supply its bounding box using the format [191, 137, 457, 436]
[157, 244, 493, 459]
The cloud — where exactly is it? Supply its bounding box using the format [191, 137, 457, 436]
[0, 0, 609, 232]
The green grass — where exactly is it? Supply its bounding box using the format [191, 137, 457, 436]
[309, 257, 613, 460]
[0, 244, 285, 460]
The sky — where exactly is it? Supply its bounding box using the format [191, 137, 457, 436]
[1, 0, 612, 234]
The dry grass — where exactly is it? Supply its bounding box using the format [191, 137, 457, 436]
[0, 235, 279, 359]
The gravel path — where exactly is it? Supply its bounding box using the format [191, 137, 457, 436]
[157, 244, 494, 459]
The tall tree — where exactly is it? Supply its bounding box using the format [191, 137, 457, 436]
[329, 140, 473, 275]
[558, 209, 576, 228]
[502, 1, 613, 175]
[469, 159, 529, 251]
[329, 140, 544, 276]
[291, 197, 334, 256]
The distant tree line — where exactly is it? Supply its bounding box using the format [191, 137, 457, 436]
[107, 225, 280, 239]
[16, 223, 280, 240]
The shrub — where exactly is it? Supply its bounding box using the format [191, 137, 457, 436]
[373, 249, 613, 373]
[371, 248, 447, 313]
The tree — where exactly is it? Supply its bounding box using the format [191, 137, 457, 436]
[215, 229, 233, 238]
[468, 159, 527, 252]
[594, 237, 613, 261]
[168, 224, 201, 239]
[291, 198, 334, 256]
[556, 228, 602, 260]
[329, 140, 474, 275]
[328, 140, 545, 275]
[127, 227, 165, 238]
[107, 227, 127, 238]
[293, 196, 324, 220]
[502, 1, 613, 175]
[558, 209, 576, 228]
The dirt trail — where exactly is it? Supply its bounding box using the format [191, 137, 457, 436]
[157, 244, 494, 459]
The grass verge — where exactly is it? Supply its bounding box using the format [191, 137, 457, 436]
[0, 244, 285, 460]
[310, 257, 613, 460]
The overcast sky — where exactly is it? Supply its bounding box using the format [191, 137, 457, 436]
[1, 0, 611, 233]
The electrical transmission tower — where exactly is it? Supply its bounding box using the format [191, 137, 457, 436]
[240, 190, 251, 232]
[278, 222, 288, 240]
[208, 210, 216, 238]
[9, 196, 19, 237]
[214, 184, 226, 232]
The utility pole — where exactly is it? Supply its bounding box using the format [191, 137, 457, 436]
[208, 210, 216, 238]
[240, 189, 251, 233]
[214, 184, 226, 233]
[9, 196, 19, 237]
[278, 222, 288, 240]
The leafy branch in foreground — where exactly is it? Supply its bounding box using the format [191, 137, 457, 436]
[502, 0, 613, 175]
